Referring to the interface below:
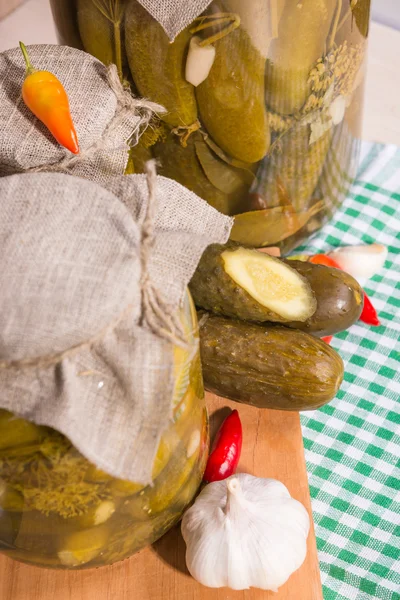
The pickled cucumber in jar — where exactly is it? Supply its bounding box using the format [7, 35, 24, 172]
[265, 0, 337, 116]
[195, 3, 270, 163]
[77, 0, 129, 78]
[0, 293, 208, 569]
[125, 0, 198, 130]
[49, 0, 369, 250]
[256, 123, 333, 212]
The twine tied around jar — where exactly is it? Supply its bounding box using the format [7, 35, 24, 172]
[0, 161, 187, 373]
[0, 162, 232, 482]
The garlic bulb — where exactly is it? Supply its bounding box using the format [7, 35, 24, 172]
[328, 244, 388, 282]
[181, 473, 310, 591]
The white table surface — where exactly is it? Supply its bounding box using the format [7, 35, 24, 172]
[0, 0, 399, 147]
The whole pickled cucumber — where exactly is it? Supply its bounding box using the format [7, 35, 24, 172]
[77, 0, 126, 71]
[190, 244, 316, 323]
[155, 132, 245, 215]
[257, 125, 333, 211]
[196, 20, 270, 163]
[125, 0, 197, 128]
[200, 314, 344, 410]
[285, 260, 364, 336]
[265, 1, 337, 115]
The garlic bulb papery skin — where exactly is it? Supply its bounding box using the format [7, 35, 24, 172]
[328, 244, 388, 282]
[181, 473, 310, 591]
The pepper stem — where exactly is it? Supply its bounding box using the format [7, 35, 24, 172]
[19, 42, 36, 76]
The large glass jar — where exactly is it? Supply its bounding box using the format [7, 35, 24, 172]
[50, 0, 370, 253]
[0, 291, 207, 569]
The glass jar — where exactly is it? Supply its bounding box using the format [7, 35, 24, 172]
[50, 0, 370, 253]
[0, 291, 207, 569]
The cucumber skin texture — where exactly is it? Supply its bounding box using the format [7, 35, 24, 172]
[196, 24, 270, 163]
[199, 315, 344, 411]
[285, 261, 364, 336]
[125, 1, 197, 128]
[189, 244, 316, 323]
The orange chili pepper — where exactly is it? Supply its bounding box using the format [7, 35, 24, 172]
[19, 42, 79, 154]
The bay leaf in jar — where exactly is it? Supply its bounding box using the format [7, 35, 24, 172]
[351, 0, 370, 38]
[265, 0, 337, 116]
[155, 132, 247, 215]
[125, 0, 198, 129]
[195, 11, 270, 163]
[230, 201, 325, 247]
[195, 140, 253, 195]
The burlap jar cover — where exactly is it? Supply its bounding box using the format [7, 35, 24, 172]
[0, 166, 232, 484]
[136, 0, 213, 40]
[0, 44, 164, 183]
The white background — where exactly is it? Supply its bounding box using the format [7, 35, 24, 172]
[372, 0, 400, 30]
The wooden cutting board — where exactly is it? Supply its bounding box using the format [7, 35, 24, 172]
[0, 393, 323, 600]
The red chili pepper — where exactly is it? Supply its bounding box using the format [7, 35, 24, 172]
[310, 253, 381, 327]
[309, 254, 342, 269]
[19, 42, 79, 154]
[360, 292, 381, 326]
[203, 410, 242, 483]
[321, 335, 333, 344]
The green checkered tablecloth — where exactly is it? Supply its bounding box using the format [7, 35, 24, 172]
[299, 142, 400, 600]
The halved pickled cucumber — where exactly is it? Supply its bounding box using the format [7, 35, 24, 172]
[200, 314, 344, 410]
[284, 260, 364, 336]
[190, 244, 316, 322]
[265, 1, 337, 115]
[196, 15, 269, 163]
[0, 410, 45, 450]
[125, 0, 197, 128]
[58, 525, 110, 567]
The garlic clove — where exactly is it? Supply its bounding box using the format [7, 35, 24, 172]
[329, 95, 347, 125]
[181, 473, 310, 591]
[185, 36, 216, 87]
[328, 244, 388, 282]
[309, 117, 332, 145]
